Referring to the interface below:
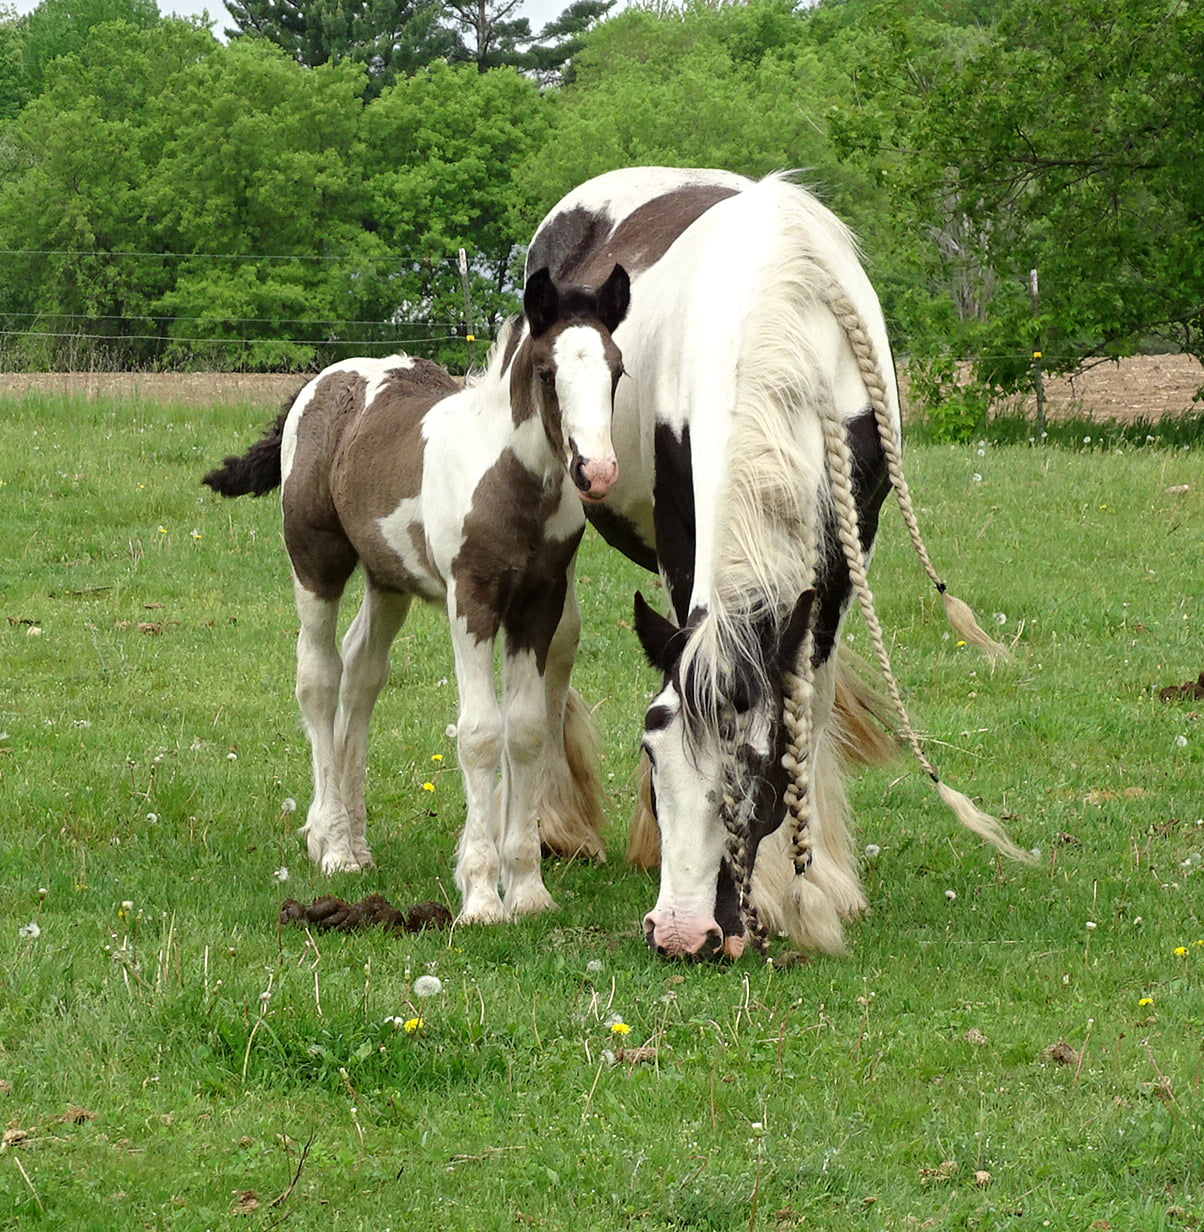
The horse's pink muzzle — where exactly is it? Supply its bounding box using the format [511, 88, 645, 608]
[572, 455, 618, 503]
[643, 911, 743, 961]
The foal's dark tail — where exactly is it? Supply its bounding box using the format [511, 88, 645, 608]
[201, 404, 292, 497]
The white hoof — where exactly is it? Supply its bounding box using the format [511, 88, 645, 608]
[458, 892, 507, 925]
[506, 884, 558, 917]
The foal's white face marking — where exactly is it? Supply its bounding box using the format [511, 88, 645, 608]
[550, 324, 619, 502]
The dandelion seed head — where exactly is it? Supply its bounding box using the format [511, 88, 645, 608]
[227, 751, 238, 761]
[585, 959, 603, 974]
[280, 797, 297, 813]
[1175, 735, 1188, 748]
[19, 921, 40, 939]
[864, 843, 880, 859]
[273, 867, 289, 883]
[413, 975, 442, 998]
[1085, 921, 1097, 931]
[945, 889, 957, 901]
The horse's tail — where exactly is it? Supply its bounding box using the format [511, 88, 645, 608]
[816, 283, 1034, 864]
[201, 402, 293, 497]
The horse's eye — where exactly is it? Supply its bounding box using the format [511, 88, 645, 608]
[538, 369, 554, 387]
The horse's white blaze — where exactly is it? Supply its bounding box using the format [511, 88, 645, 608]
[642, 690, 727, 956]
[552, 325, 618, 497]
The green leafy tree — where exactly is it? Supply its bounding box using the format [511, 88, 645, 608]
[359, 59, 550, 364]
[142, 38, 375, 367]
[21, 0, 162, 94]
[224, 0, 454, 98]
[0, 19, 218, 367]
[838, 0, 1204, 431]
[0, 5, 30, 117]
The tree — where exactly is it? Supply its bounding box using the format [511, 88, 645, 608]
[0, 18, 219, 367]
[21, 0, 162, 94]
[224, 0, 455, 97]
[839, 0, 1204, 422]
[359, 59, 551, 364]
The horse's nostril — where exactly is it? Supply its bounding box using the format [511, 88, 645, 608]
[571, 458, 590, 492]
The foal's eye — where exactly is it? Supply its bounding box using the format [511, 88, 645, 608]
[538, 369, 554, 388]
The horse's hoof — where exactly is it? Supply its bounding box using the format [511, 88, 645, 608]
[506, 887, 558, 917]
[457, 895, 507, 925]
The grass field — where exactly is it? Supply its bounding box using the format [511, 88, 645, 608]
[1, 390, 1202, 1231]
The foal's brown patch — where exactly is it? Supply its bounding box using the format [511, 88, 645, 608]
[452, 449, 582, 671]
[285, 361, 457, 599]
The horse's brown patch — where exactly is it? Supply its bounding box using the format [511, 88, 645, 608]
[533, 184, 738, 287]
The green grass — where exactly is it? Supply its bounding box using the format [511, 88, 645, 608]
[1, 391, 1202, 1231]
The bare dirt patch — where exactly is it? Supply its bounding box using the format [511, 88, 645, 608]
[2, 354, 1202, 422]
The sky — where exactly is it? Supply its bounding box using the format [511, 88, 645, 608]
[7, 0, 578, 37]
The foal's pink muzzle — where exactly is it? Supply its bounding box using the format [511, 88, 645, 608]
[572, 455, 618, 503]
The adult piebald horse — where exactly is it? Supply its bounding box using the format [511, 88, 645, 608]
[527, 167, 1028, 959]
[204, 266, 629, 922]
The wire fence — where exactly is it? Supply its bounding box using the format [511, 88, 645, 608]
[0, 245, 510, 372]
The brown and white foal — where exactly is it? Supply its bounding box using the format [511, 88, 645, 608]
[204, 266, 629, 922]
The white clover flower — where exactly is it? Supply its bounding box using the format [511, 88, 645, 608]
[226, 751, 238, 761]
[19, 921, 41, 939]
[413, 975, 443, 998]
[273, 867, 290, 883]
[146, 812, 158, 824]
[971, 473, 983, 483]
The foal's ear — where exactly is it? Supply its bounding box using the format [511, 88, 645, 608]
[777, 588, 817, 670]
[523, 267, 560, 338]
[633, 591, 681, 675]
[597, 264, 631, 335]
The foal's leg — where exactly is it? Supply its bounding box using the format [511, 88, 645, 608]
[533, 583, 606, 861]
[294, 581, 361, 874]
[497, 646, 558, 916]
[448, 607, 506, 923]
[334, 583, 412, 868]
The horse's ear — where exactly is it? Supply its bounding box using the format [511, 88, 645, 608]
[634, 591, 681, 675]
[523, 267, 560, 338]
[777, 588, 817, 671]
[597, 264, 631, 335]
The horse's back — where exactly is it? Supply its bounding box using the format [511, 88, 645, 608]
[283, 355, 457, 601]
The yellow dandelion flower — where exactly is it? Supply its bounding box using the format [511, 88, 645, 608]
[1138, 997, 1153, 1007]
[956, 640, 967, 648]
[431, 753, 443, 763]
[403, 1016, 423, 1034]
[610, 1021, 631, 1036]
[1175, 946, 1188, 957]
[422, 782, 435, 793]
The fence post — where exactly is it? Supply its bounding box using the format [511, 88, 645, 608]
[459, 248, 476, 371]
[1030, 267, 1046, 439]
